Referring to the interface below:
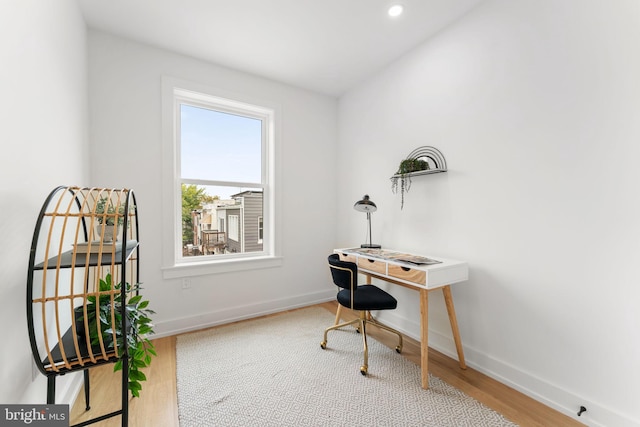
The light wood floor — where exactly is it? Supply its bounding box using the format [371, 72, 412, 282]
[70, 302, 583, 426]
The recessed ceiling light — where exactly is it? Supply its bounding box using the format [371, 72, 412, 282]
[388, 4, 404, 17]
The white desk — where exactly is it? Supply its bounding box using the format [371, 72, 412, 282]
[334, 247, 469, 389]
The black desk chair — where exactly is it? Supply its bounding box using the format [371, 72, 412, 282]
[321, 253, 403, 375]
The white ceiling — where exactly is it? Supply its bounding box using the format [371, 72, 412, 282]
[78, 0, 482, 97]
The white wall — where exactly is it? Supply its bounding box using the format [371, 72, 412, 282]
[87, 32, 338, 337]
[0, 0, 88, 405]
[5, 2, 637, 424]
[337, 0, 640, 426]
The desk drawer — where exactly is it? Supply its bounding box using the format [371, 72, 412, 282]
[388, 264, 426, 285]
[337, 253, 356, 263]
[358, 257, 387, 275]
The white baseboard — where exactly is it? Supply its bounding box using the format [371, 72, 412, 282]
[152, 289, 336, 339]
[56, 370, 84, 409]
[378, 311, 639, 427]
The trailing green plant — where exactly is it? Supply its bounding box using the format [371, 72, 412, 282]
[95, 197, 125, 226]
[397, 158, 429, 175]
[75, 273, 156, 397]
[391, 158, 429, 209]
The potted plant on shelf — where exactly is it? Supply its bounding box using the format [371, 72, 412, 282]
[390, 158, 429, 209]
[95, 197, 125, 241]
[75, 273, 156, 398]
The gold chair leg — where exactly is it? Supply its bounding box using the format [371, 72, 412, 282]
[359, 313, 368, 375]
[371, 320, 403, 353]
[366, 313, 404, 353]
[321, 308, 402, 376]
[334, 304, 343, 325]
[320, 318, 360, 349]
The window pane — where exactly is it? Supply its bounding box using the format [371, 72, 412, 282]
[228, 215, 239, 241]
[180, 104, 262, 183]
[181, 184, 263, 257]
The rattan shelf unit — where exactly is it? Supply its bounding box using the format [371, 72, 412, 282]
[26, 186, 140, 427]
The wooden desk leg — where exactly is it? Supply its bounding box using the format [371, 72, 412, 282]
[442, 285, 467, 369]
[420, 288, 429, 389]
[362, 274, 374, 320]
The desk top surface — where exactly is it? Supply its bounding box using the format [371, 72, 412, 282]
[335, 247, 468, 289]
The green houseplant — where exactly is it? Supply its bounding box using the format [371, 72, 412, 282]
[391, 158, 429, 209]
[75, 273, 156, 397]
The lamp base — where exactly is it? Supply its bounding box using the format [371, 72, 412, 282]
[361, 243, 381, 249]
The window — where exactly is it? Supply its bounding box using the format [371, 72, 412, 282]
[229, 215, 239, 242]
[161, 77, 281, 277]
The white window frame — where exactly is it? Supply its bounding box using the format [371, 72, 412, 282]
[161, 77, 282, 278]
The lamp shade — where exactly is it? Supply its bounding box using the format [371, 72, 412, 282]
[354, 195, 377, 213]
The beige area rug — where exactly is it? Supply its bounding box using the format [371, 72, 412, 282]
[176, 307, 518, 427]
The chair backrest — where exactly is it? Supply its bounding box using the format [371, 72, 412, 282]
[328, 253, 357, 290]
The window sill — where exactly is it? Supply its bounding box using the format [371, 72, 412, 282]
[162, 255, 283, 279]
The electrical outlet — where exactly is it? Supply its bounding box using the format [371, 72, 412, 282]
[181, 278, 191, 289]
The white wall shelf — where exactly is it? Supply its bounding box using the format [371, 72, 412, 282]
[390, 146, 448, 179]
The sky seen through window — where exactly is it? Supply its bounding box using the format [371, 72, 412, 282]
[181, 104, 262, 200]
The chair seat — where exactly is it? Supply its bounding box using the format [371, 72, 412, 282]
[337, 285, 398, 311]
